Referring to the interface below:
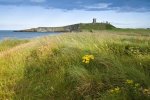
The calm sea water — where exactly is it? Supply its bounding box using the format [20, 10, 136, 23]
[0, 30, 61, 40]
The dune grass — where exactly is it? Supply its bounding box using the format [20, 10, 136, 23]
[0, 39, 29, 52]
[0, 31, 150, 100]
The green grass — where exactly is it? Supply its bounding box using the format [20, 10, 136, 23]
[0, 31, 150, 100]
[112, 28, 150, 36]
[0, 39, 29, 52]
[79, 23, 115, 31]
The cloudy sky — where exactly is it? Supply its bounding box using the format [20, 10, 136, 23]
[0, 0, 150, 30]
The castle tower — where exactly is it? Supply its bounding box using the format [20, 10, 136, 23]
[93, 18, 96, 24]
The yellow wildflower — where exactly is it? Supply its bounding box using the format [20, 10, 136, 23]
[109, 87, 121, 94]
[85, 60, 90, 64]
[114, 87, 120, 91]
[82, 55, 94, 64]
[126, 79, 133, 84]
[114, 87, 120, 93]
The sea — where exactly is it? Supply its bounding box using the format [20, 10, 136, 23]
[0, 30, 61, 41]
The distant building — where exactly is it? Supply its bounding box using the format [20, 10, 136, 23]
[93, 18, 96, 24]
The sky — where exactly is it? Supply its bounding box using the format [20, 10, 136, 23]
[0, 0, 150, 30]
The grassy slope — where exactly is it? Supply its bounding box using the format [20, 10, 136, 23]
[0, 39, 29, 52]
[0, 30, 150, 100]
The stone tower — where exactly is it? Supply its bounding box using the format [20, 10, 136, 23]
[93, 18, 96, 24]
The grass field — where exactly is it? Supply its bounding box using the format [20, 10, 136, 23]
[0, 30, 150, 100]
[0, 39, 29, 52]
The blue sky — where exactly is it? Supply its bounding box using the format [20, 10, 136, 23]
[0, 0, 150, 30]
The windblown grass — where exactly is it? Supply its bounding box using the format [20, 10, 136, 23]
[0, 39, 29, 52]
[0, 31, 150, 100]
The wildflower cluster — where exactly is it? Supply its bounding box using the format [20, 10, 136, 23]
[107, 79, 150, 98]
[109, 87, 121, 94]
[125, 79, 141, 88]
[82, 55, 94, 64]
[125, 79, 150, 97]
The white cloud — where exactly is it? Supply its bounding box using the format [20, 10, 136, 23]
[84, 3, 111, 9]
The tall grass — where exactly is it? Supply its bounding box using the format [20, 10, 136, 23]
[0, 31, 150, 100]
[0, 39, 29, 52]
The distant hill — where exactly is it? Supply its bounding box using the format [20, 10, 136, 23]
[16, 23, 116, 32]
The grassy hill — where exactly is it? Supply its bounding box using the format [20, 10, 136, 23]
[17, 23, 116, 32]
[0, 30, 150, 100]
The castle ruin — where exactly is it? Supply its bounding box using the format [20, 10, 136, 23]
[93, 18, 96, 24]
